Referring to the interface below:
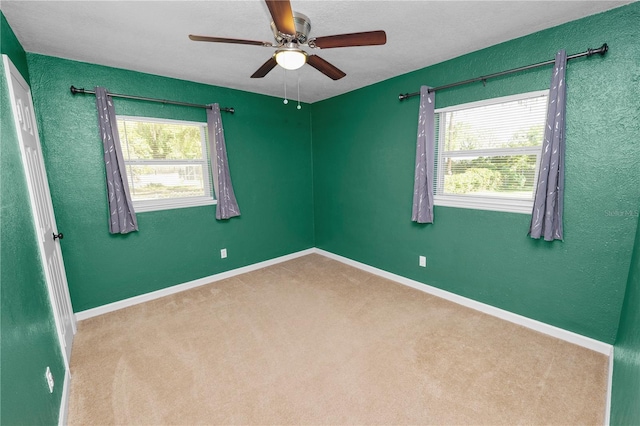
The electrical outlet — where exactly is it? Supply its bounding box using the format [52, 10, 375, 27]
[45, 366, 54, 393]
[419, 256, 427, 267]
[220, 248, 227, 259]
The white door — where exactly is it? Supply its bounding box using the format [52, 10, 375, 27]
[3, 55, 76, 366]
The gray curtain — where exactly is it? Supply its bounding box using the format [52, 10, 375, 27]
[207, 104, 241, 220]
[94, 87, 138, 234]
[529, 50, 567, 241]
[411, 86, 436, 223]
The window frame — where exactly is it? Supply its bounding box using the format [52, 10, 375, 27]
[116, 115, 217, 213]
[433, 90, 549, 214]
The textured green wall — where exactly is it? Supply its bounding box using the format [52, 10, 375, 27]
[1, 12, 66, 425]
[26, 54, 314, 312]
[5, 4, 640, 424]
[1, 12, 29, 80]
[311, 3, 640, 343]
[611, 206, 640, 425]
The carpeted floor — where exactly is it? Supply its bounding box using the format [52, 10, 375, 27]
[68, 254, 608, 425]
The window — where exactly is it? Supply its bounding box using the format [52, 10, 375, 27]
[434, 90, 548, 214]
[117, 116, 216, 212]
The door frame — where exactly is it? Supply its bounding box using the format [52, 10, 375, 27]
[3, 54, 76, 367]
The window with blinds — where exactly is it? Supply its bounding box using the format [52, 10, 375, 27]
[117, 116, 216, 212]
[434, 90, 548, 213]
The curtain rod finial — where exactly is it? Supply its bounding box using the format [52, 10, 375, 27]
[587, 43, 608, 57]
[600, 43, 608, 55]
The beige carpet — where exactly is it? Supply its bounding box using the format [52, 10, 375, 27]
[68, 254, 608, 425]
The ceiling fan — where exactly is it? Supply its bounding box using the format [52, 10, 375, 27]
[189, 0, 387, 80]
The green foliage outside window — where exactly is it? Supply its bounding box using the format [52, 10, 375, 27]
[117, 119, 209, 201]
[118, 121, 203, 160]
[442, 118, 543, 197]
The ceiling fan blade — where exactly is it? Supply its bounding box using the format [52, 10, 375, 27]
[265, 0, 296, 36]
[306, 55, 346, 80]
[312, 30, 387, 49]
[189, 35, 272, 47]
[251, 56, 278, 78]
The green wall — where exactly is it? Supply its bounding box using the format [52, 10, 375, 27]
[1, 12, 66, 425]
[1, 12, 28, 79]
[26, 54, 315, 312]
[311, 3, 640, 343]
[611, 206, 640, 425]
[4, 3, 640, 424]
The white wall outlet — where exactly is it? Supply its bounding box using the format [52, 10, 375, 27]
[220, 248, 227, 259]
[419, 256, 427, 267]
[45, 366, 54, 393]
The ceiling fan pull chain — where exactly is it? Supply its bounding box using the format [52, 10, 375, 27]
[297, 74, 301, 110]
[283, 69, 289, 104]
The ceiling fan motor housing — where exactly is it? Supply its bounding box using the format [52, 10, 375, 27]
[271, 11, 311, 44]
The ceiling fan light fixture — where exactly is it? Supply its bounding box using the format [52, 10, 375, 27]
[275, 47, 307, 70]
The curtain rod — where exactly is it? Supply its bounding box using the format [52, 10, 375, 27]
[398, 43, 608, 101]
[69, 86, 235, 113]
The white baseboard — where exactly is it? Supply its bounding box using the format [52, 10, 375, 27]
[605, 346, 614, 425]
[58, 368, 70, 426]
[75, 248, 316, 321]
[313, 248, 612, 355]
[75, 246, 611, 356]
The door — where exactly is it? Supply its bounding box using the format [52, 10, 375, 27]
[3, 55, 76, 366]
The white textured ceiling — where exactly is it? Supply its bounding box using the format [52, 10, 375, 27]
[1, 1, 632, 103]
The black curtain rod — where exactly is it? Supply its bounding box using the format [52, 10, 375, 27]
[70, 86, 235, 113]
[398, 43, 608, 101]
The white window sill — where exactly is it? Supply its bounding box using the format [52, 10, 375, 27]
[434, 195, 533, 214]
[133, 197, 217, 213]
